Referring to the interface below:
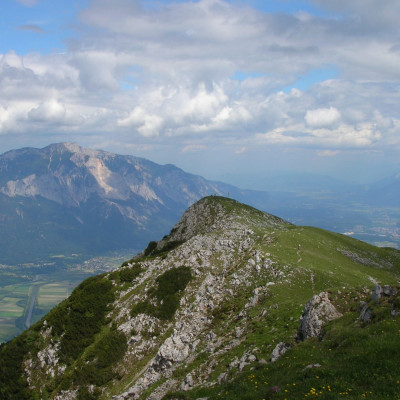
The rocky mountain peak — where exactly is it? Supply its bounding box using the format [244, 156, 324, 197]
[46, 142, 115, 162]
[146, 196, 290, 255]
[46, 142, 82, 154]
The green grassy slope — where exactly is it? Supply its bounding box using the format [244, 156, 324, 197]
[0, 196, 400, 400]
[165, 224, 400, 400]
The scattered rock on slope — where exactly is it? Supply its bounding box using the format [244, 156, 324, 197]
[270, 342, 290, 362]
[371, 285, 397, 301]
[297, 292, 342, 341]
[359, 301, 373, 322]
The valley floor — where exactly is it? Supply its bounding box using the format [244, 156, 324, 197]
[0, 251, 135, 343]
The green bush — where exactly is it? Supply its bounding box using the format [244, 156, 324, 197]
[46, 275, 115, 363]
[120, 264, 143, 283]
[154, 266, 192, 300]
[158, 241, 185, 254]
[0, 330, 38, 400]
[74, 363, 114, 387]
[73, 329, 127, 387]
[130, 266, 192, 321]
[107, 270, 120, 281]
[121, 258, 135, 268]
[95, 329, 127, 369]
[142, 240, 185, 258]
[77, 386, 100, 400]
[143, 241, 158, 256]
[109, 264, 143, 284]
[155, 294, 180, 320]
[131, 301, 155, 318]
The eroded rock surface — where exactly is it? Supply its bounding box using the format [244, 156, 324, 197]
[371, 285, 397, 301]
[298, 292, 342, 341]
[270, 342, 290, 362]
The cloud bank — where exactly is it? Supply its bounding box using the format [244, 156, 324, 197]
[1, 0, 399, 180]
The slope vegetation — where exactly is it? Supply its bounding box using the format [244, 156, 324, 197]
[0, 196, 400, 400]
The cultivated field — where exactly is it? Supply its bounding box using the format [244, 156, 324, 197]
[0, 296, 25, 318]
[0, 252, 132, 343]
[0, 318, 20, 343]
[0, 274, 88, 342]
[0, 284, 30, 342]
[37, 283, 71, 309]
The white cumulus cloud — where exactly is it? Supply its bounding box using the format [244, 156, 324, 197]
[118, 107, 163, 137]
[29, 99, 66, 122]
[305, 107, 341, 128]
[0, 0, 399, 180]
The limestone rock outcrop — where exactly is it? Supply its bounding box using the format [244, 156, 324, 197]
[270, 342, 290, 362]
[297, 292, 342, 341]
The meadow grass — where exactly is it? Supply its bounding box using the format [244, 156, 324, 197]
[161, 207, 400, 400]
[171, 305, 400, 400]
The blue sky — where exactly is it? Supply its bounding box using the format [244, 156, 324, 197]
[0, 0, 399, 187]
[1, 1, 84, 53]
[1, 1, 328, 57]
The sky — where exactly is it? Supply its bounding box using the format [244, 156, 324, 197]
[0, 0, 399, 188]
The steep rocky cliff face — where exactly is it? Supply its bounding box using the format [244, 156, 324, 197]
[1, 196, 400, 400]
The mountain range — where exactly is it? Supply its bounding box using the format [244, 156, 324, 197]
[1, 196, 400, 400]
[0, 142, 398, 267]
[0, 143, 269, 265]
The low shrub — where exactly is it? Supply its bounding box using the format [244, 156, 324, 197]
[0, 330, 38, 400]
[121, 258, 135, 268]
[130, 266, 192, 321]
[142, 240, 185, 258]
[77, 386, 101, 400]
[155, 294, 180, 320]
[131, 301, 155, 318]
[73, 329, 127, 387]
[95, 329, 127, 369]
[46, 275, 115, 364]
[143, 241, 157, 256]
[119, 264, 143, 283]
[154, 266, 192, 300]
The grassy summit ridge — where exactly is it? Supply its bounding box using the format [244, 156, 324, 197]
[0, 196, 400, 400]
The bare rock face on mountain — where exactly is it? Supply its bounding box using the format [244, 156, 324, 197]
[111, 198, 290, 400]
[150, 192, 286, 255]
[297, 292, 342, 341]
